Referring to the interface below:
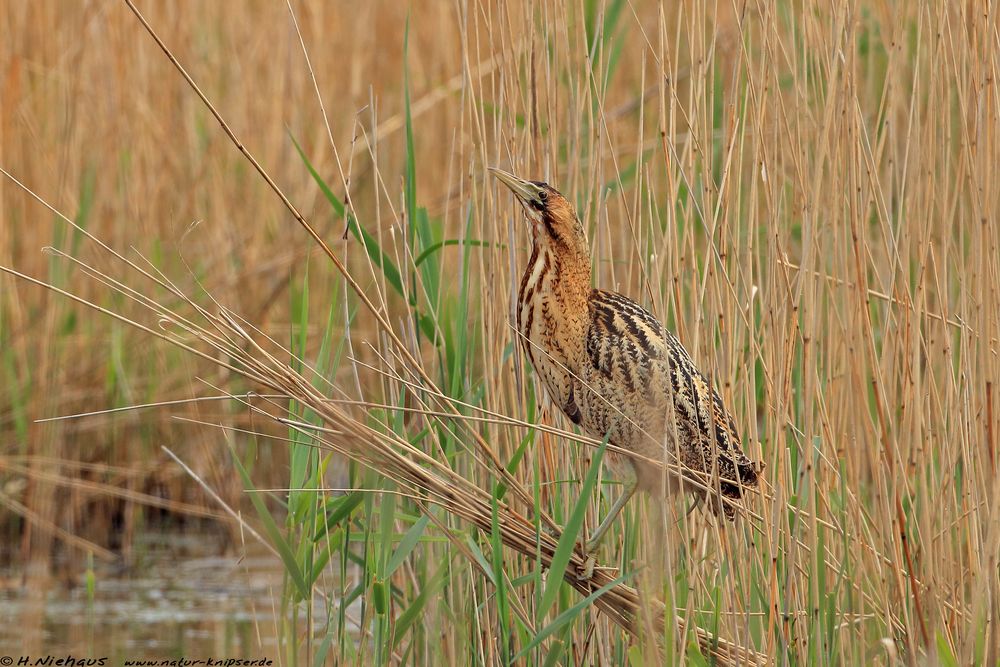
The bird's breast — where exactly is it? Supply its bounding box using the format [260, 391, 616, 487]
[516, 247, 584, 415]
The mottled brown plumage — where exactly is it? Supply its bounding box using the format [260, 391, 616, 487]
[492, 168, 762, 550]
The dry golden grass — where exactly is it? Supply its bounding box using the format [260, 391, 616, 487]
[2, 1, 999, 664]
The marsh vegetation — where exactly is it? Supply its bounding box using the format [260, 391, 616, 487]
[1, 2, 998, 664]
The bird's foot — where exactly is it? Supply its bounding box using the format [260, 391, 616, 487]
[536, 524, 596, 580]
[539, 522, 563, 542]
[576, 536, 606, 582]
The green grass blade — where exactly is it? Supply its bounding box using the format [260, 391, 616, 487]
[392, 560, 449, 651]
[493, 430, 535, 502]
[403, 17, 417, 242]
[536, 436, 608, 622]
[288, 134, 345, 217]
[317, 491, 365, 538]
[464, 533, 497, 585]
[231, 450, 310, 599]
[289, 134, 405, 297]
[541, 639, 565, 667]
[935, 633, 960, 667]
[385, 514, 429, 577]
[313, 621, 336, 667]
[512, 568, 630, 664]
[491, 483, 510, 663]
[413, 238, 499, 268]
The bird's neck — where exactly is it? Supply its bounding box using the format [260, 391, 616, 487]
[517, 239, 592, 360]
[521, 235, 591, 299]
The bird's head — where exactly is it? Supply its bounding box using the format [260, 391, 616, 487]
[490, 168, 588, 258]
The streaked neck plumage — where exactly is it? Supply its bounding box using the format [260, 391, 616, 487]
[516, 210, 592, 374]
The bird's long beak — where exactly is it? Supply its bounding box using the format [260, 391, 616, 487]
[489, 167, 540, 205]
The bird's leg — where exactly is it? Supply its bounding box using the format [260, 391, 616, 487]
[585, 474, 638, 554]
[578, 471, 638, 581]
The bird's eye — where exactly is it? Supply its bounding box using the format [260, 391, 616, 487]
[538, 190, 548, 202]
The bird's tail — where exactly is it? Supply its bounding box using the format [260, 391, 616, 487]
[634, 453, 764, 520]
[711, 456, 764, 521]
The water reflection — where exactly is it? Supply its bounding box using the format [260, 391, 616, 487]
[0, 532, 286, 660]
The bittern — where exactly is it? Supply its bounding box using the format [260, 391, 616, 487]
[491, 168, 761, 557]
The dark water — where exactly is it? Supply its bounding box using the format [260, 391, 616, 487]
[0, 533, 286, 662]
